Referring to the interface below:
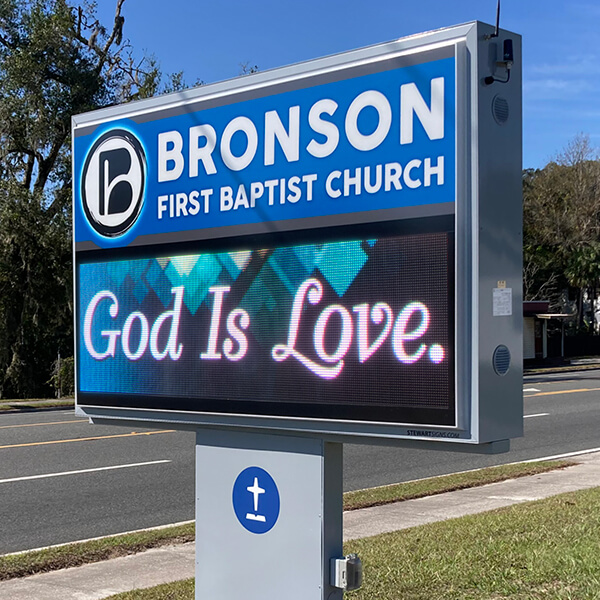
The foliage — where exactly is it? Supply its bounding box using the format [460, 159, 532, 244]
[523, 134, 600, 329]
[0, 0, 171, 397]
[48, 354, 74, 397]
[0, 185, 72, 397]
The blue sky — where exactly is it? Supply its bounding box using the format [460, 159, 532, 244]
[95, 0, 600, 169]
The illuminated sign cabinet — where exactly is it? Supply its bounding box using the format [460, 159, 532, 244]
[73, 22, 522, 447]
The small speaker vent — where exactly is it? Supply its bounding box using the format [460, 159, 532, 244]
[493, 345, 511, 376]
[492, 95, 509, 125]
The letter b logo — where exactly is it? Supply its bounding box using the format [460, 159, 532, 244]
[82, 130, 146, 237]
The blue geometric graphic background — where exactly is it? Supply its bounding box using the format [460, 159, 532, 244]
[80, 238, 375, 325]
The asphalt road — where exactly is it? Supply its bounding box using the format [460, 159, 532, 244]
[1, 368, 599, 554]
[344, 369, 600, 490]
[0, 412, 196, 554]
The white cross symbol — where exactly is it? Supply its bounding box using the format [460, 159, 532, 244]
[246, 477, 266, 522]
[247, 477, 265, 512]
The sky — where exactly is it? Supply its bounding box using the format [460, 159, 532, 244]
[94, 0, 600, 170]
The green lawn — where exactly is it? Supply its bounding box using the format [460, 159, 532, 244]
[0, 524, 194, 581]
[106, 486, 600, 599]
[343, 460, 573, 510]
[346, 488, 600, 600]
[0, 398, 74, 411]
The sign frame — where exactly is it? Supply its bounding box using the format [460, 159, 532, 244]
[73, 21, 522, 449]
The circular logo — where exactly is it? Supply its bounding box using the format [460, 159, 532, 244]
[232, 466, 280, 534]
[81, 129, 146, 237]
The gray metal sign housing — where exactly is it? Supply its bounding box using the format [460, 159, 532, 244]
[73, 21, 522, 449]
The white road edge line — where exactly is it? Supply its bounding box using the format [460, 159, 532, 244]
[349, 447, 600, 494]
[524, 413, 550, 418]
[6, 446, 600, 557]
[526, 446, 600, 462]
[523, 388, 540, 392]
[0, 460, 171, 485]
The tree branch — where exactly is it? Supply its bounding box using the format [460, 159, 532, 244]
[96, 0, 126, 72]
[34, 134, 67, 195]
[24, 152, 35, 190]
[0, 32, 18, 50]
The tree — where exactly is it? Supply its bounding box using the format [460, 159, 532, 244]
[0, 0, 162, 397]
[523, 134, 600, 329]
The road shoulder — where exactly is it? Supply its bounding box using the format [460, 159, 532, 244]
[2, 452, 600, 600]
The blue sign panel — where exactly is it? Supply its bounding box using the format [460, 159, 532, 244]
[74, 53, 456, 250]
[232, 467, 280, 534]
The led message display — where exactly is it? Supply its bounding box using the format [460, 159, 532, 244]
[78, 229, 454, 425]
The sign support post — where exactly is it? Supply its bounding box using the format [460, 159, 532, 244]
[195, 429, 343, 600]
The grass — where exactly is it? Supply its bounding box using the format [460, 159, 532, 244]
[0, 397, 74, 411]
[105, 580, 195, 600]
[0, 460, 572, 582]
[104, 486, 600, 600]
[342, 459, 574, 510]
[345, 487, 600, 600]
[0, 523, 194, 581]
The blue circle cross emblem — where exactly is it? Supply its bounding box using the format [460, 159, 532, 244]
[232, 466, 280, 534]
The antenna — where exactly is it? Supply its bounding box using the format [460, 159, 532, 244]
[494, 0, 500, 38]
[484, 0, 513, 85]
[485, 0, 501, 39]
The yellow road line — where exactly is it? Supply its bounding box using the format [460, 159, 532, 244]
[524, 388, 600, 398]
[0, 419, 88, 430]
[0, 430, 175, 450]
[529, 380, 580, 386]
